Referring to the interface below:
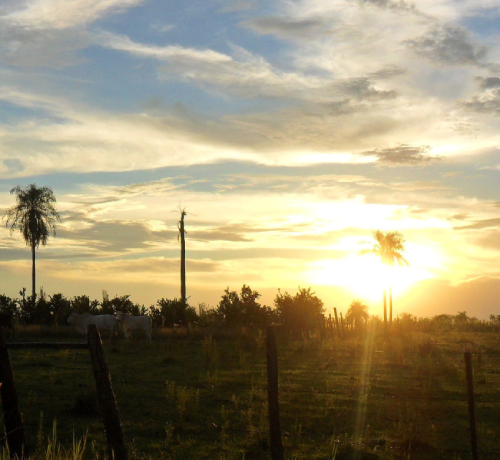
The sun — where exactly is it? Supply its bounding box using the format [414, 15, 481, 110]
[309, 245, 438, 303]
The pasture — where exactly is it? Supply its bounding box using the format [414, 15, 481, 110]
[2, 326, 500, 459]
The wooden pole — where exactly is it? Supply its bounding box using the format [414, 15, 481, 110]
[179, 210, 187, 307]
[87, 325, 128, 460]
[389, 287, 393, 326]
[464, 350, 478, 460]
[0, 328, 28, 459]
[383, 289, 387, 329]
[266, 326, 284, 460]
[334, 308, 341, 339]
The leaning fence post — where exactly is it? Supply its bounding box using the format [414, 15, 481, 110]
[464, 350, 478, 460]
[0, 327, 28, 459]
[87, 324, 128, 460]
[266, 326, 284, 460]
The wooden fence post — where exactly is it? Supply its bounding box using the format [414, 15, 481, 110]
[334, 308, 341, 339]
[266, 326, 284, 460]
[87, 325, 128, 460]
[0, 328, 28, 459]
[464, 350, 478, 460]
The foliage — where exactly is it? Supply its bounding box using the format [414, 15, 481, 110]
[274, 287, 324, 336]
[3, 184, 60, 297]
[0, 293, 17, 316]
[216, 285, 275, 329]
[100, 295, 145, 315]
[359, 230, 409, 267]
[70, 295, 100, 315]
[154, 297, 197, 327]
[345, 299, 369, 330]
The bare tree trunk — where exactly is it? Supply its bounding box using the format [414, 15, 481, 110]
[389, 287, 393, 326]
[179, 210, 186, 306]
[31, 242, 36, 300]
[383, 289, 387, 327]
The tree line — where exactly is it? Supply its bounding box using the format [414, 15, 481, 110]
[0, 285, 326, 335]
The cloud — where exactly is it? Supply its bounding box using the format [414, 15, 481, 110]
[477, 76, 500, 90]
[462, 78, 500, 116]
[4, 0, 143, 30]
[58, 219, 175, 252]
[454, 217, 500, 230]
[355, 0, 417, 13]
[0, 0, 142, 68]
[360, 144, 442, 164]
[98, 32, 397, 105]
[245, 16, 331, 40]
[405, 24, 488, 66]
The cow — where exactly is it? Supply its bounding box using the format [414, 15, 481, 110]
[0, 311, 15, 339]
[67, 312, 118, 336]
[116, 311, 152, 342]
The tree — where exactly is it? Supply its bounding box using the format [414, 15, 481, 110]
[155, 297, 197, 327]
[3, 184, 60, 299]
[359, 230, 408, 327]
[345, 299, 369, 331]
[275, 287, 324, 338]
[217, 285, 273, 330]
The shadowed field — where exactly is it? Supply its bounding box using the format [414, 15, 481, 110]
[2, 326, 500, 459]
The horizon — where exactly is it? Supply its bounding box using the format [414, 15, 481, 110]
[1, 0, 500, 320]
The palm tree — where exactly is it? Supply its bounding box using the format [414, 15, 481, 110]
[346, 299, 369, 331]
[3, 184, 60, 299]
[359, 230, 408, 327]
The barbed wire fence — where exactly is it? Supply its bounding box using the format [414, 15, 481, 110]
[4, 327, 500, 459]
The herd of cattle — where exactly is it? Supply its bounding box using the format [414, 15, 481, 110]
[67, 311, 153, 341]
[0, 310, 153, 341]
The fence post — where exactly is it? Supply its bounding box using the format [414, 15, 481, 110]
[464, 350, 478, 460]
[334, 308, 341, 339]
[87, 325, 128, 460]
[266, 326, 284, 460]
[0, 328, 28, 458]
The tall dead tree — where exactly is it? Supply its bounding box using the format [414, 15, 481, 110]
[178, 208, 187, 306]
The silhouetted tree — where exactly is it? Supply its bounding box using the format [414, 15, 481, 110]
[49, 293, 72, 325]
[275, 287, 324, 338]
[71, 295, 100, 314]
[359, 230, 408, 327]
[155, 297, 197, 327]
[217, 285, 274, 330]
[346, 299, 369, 331]
[3, 184, 60, 299]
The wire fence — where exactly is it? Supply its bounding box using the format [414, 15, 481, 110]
[5, 332, 500, 458]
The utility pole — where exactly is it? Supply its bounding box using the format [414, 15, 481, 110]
[178, 208, 187, 306]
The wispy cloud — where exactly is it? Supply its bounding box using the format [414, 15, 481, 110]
[360, 144, 442, 165]
[405, 24, 488, 66]
[4, 0, 143, 29]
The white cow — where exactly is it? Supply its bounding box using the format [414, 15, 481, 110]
[116, 311, 152, 342]
[67, 312, 118, 336]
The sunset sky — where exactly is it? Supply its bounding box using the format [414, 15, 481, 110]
[1, 0, 500, 319]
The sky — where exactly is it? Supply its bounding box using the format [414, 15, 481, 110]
[1, 0, 500, 319]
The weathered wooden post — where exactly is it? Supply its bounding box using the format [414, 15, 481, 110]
[334, 308, 341, 339]
[266, 326, 284, 460]
[87, 325, 128, 460]
[0, 328, 28, 458]
[464, 350, 478, 460]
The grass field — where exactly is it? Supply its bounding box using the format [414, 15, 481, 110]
[2, 325, 500, 459]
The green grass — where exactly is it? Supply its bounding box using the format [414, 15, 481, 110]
[3, 326, 500, 459]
